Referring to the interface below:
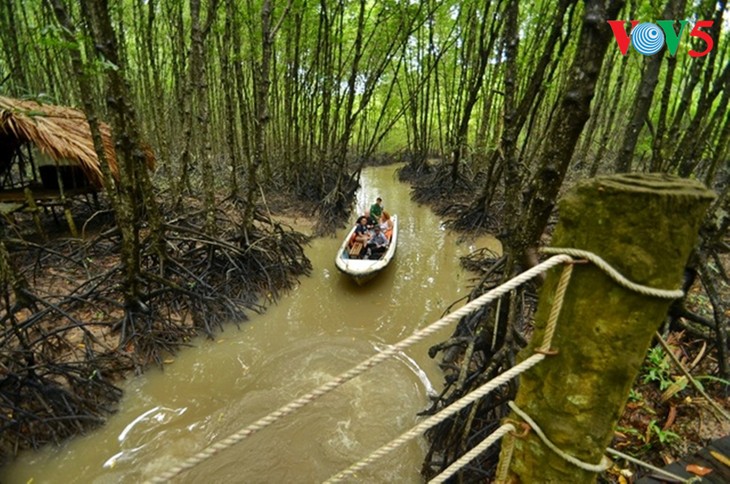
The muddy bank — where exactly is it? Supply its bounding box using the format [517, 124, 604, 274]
[0, 195, 312, 465]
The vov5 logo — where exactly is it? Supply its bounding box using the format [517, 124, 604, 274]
[608, 20, 714, 57]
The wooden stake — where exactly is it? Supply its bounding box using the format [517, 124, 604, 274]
[499, 173, 715, 482]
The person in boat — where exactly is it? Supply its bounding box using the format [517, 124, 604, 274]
[348, 216, 370, 256]
[368, 197, 383, 226]
[379, 211, 393, 240]
[365, 224, 389, 259]
[353, 216, 370, 244]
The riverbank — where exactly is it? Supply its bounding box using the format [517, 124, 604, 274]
[1, 164, 494, 483]
[0, 192, 312, 466]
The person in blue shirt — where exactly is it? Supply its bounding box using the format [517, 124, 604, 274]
[365, 225, 389, 259]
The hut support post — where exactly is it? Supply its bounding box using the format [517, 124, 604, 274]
[26, 143, 38, 184]
[498, 174, 714, 483]
[54, 163, 79, 238]
[23, 188, 46, 241]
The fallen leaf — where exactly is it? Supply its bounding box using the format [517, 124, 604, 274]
[618, 475, 628, 484]
[661, 377, 687, 402]
[686, 464, 712, 476]
[710, 450, 730, 467]
[663, 405, 677, 431]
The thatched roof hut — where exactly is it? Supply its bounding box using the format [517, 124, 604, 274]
[0, 96, 154, 190]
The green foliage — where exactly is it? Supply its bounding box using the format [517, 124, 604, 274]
[695, 374, 730, 390]
[647, 419, 680, 445]
[38, 24, 79, 51]
[642, 346, 673, 390]
[1, 0, 727, 208]
[628, 388, 643, 402]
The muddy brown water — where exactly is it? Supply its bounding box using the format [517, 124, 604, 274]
[1, 165, 501, 484]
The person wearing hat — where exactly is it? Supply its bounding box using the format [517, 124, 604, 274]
[365, 224, 389, 259]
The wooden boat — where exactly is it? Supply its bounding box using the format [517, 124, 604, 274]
[335, 214, 398, 285]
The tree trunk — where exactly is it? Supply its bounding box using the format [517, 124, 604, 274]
[449, 1, 494, 185]
[649, 55, 677, 172]
[500, 173, 715, 483]
[244, 0, 288, 231]
[616, 0, 687, 173]
[78, 0, 163, 304]
[518, 0, 625, 255]
[590, 51, 630, 176]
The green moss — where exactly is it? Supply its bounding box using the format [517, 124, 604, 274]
[502, 174, 714, 483]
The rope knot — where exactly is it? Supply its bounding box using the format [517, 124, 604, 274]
[504, 419, 531, 438]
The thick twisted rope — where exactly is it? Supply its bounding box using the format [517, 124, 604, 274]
[494, 429, 516, 484]
[428, 423, 516, 484]
[324, 353, 546, 483]
[539, 263, 572, 353]
[146, 254, 572, 483]
[508, 401, 612, 473]
[541, 247, 684, 299]
[327, 262, 575, 482]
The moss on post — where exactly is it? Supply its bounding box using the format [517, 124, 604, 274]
[500, 174, 715, 482]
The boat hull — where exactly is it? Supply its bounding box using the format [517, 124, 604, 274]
[335, 215, 398, 285]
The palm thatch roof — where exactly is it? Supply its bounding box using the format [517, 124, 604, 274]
[0, 96, 154, 188]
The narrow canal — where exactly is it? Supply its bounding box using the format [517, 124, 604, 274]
[1, 165, 501, 483]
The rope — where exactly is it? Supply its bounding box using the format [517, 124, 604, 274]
[328, 262, 575, 481]
[151, 246, 674, 481]
[605, 447, 695, 483]
[324, 353, 546, 483]
[539, 263, 572, 353]
[146, 254, 572, 483]
[494, 430, 515, 484]
[508, 401, 612, 473]
[327, 256, 576, 482]
[541, 247, 684, 299]
[428, 423, 516, 484]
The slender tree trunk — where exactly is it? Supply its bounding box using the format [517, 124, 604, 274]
[473, 0, 576, 218]
[245, 0, 291, 231]
[0, 0, 28, 91]
[222, 0, 239, 196]
[501, 0, 521, 244]
[449, 1, 494, 185]
[649, 55, 677, 172]
[676, 62, 730, 177]
[616, 0, 686, 173]
[78, 0, 163, 305]
[665, 0, 722, 158]
[518, 0, 626, 256]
